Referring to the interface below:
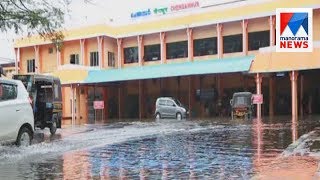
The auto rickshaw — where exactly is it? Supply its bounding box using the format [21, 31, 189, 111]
[13, 74, 62, 135]
[230, 92, 253, 120]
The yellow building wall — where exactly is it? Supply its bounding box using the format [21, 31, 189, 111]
[62, 40, 81, 65]
[20, 47, 35, 74]
[166, 29, 187, 43]
[248, 17, 269, 33]
[144, 33, 160, 45]
[223, 21, 242, 36]
[123, 37, 137, 48]
[193, 25, 217, 39]
[40, 44, 57, 73]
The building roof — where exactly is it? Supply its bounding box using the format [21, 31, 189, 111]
[14, 0, 320, 48]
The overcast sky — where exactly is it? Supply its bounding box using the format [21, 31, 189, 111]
[0, 0, 237, 60]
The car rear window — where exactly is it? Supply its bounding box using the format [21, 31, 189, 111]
[0, 83, 17, 101]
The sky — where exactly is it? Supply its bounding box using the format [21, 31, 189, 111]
[0, 0, 250, 60]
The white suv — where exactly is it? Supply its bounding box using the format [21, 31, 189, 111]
[0, 78, 34, 146]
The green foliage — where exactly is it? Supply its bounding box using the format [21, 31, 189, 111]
[0, 0, 70, 48]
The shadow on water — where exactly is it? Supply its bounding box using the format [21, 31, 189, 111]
[1, 116, 320, 179]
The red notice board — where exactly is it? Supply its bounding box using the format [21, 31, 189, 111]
[252, 94, 263, 104]
[94, 101, 104, 109]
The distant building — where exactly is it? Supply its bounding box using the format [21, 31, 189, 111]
[0, 57, 15, 78]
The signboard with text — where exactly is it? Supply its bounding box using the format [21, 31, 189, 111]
[130, 1, 200, 19]
[94, 101, 104, 110]
[252, 94, 263, 104]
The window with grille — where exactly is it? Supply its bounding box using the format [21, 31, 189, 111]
[144, 44, 160, 61]
[108, 52, 115, 67]
[194, 37, 217, 56]
[90, 52, 99, 67]
[166, 41, 188, 59]
[124, 47, 138, 64]
[70, 54, 80, 64]
[223, 34, 243, 53]
[248, 30, 270, 51]
[27, 59, 35, 73]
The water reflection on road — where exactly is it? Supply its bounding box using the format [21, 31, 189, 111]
[0, 117, 320, 179]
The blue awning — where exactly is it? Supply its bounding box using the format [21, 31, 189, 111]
[84, 55, 254, 84]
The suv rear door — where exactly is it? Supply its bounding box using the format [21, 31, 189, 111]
[0, 82, 18, 141]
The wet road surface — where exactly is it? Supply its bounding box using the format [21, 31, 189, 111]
[1, 117, 320, 179]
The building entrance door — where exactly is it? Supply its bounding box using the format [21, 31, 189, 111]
[87, 87, 104, 124]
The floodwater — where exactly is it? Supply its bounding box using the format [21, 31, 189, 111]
[0, 117, 320, 179]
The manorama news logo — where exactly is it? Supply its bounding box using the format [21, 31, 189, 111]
[276, 8, 313, 52]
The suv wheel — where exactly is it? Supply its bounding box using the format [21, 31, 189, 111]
[16, 127, 32, 147]
[155, 113, 161, 120]
[176, 113, 182, 120]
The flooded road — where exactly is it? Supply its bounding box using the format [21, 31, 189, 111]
[0, 117, 320, 179]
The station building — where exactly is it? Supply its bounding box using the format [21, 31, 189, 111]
[13, 0, 320, 124]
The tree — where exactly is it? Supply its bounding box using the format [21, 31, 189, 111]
[0, 0, 70, 48]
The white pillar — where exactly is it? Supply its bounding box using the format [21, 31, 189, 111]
[269, 16, 276, 46]
[242, 19, 248, 55]
[97, 36, 103, 68]
[290, 71, 299, 119]
[80, 39, 86, 65]
[160, 32, 166, 64]
[216, 24, 223, 59]
[187, 28, 193, 61]
[71, 85, 75, 126]
[117, 38, 123, 69]
[137, 35, 144, 66]
[34, 46, 40, 74]
[256, 73, 262, 119]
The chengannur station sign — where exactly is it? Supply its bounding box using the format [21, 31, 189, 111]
[130, 1, 200, 19]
